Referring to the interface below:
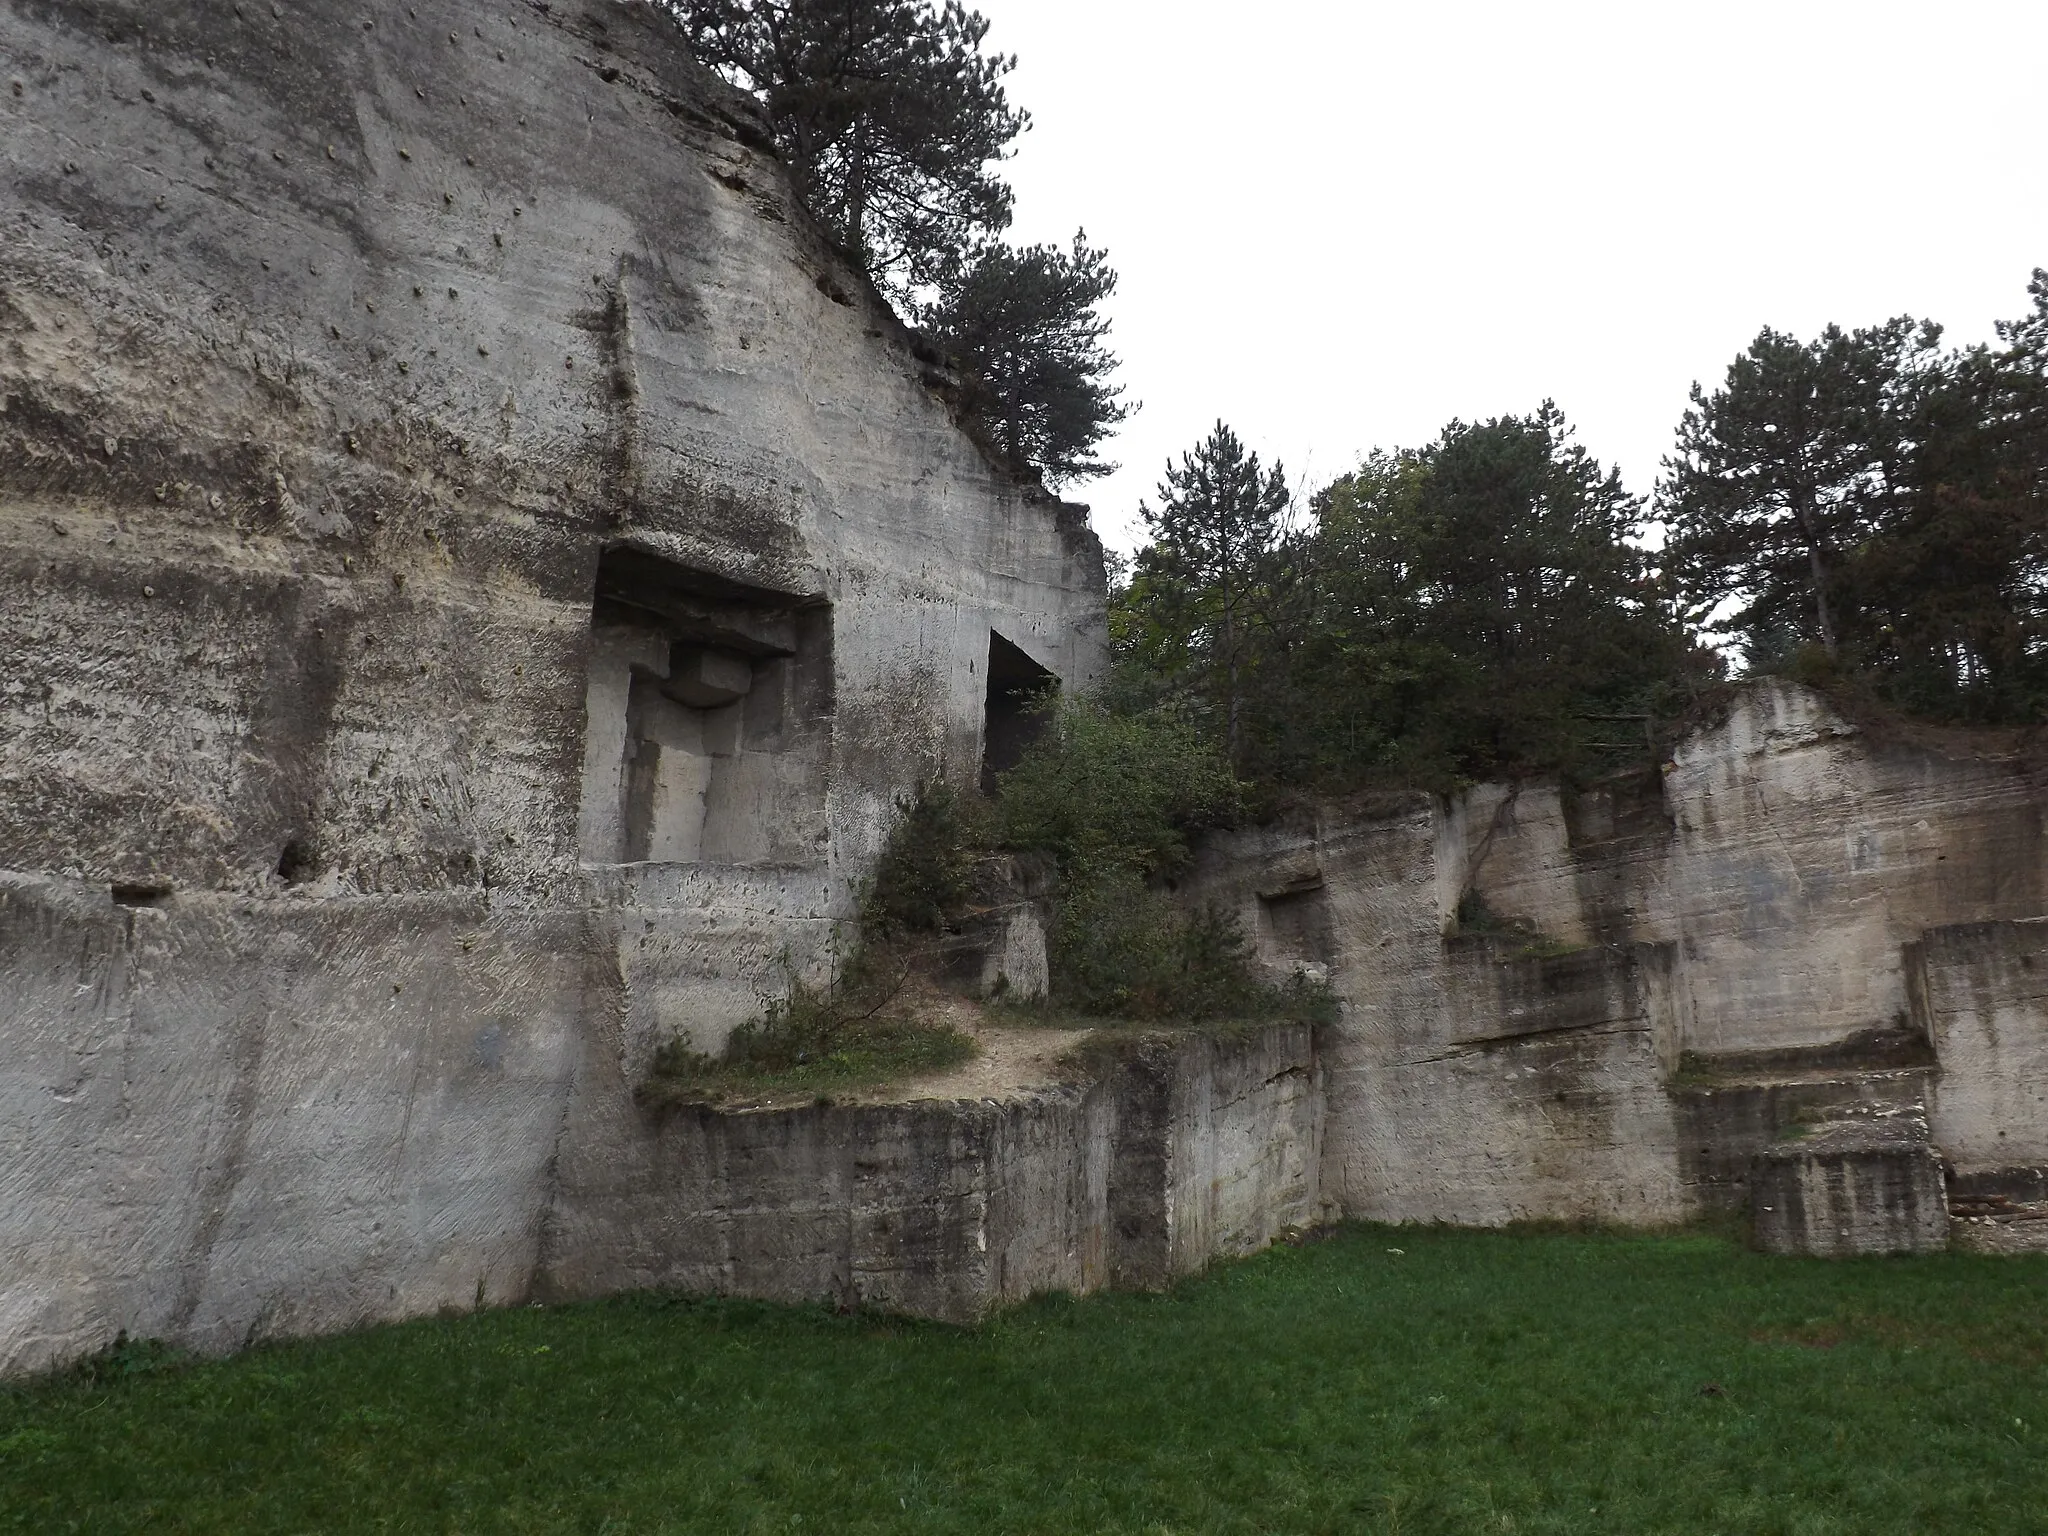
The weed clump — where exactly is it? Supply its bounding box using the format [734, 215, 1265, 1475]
[62, 1332, 187, 1386]
[639, 977, 976, 1107]
[1452, 890, 1583, 960]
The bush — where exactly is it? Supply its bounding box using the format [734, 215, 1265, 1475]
[994, 697, 1333, 1025]
[994, 698, 1240, 881]
[864, 781, 985, 939]
[1048, 866, 1335, 1024]
[640, 969, 975, 1107]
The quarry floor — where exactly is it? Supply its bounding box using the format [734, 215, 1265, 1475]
[8, 1226, 2046, 1534]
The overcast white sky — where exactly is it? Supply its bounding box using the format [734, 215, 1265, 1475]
[970, 0, 2048, 553]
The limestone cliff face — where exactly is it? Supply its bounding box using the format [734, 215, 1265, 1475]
[1186, 682, 2048, 1228]
[10, 0, 2047, 1376]
[0, 0, 1103, 1373]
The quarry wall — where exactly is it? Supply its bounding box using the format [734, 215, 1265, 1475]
[540, 1024, 1322, 1323]
[9, 0, 2048, 1381]
[0, 0, 1104, 1374]
[1186, 682, 2048, 1229]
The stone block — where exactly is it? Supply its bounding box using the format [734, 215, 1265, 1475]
[1750, 1124, 1949, 1256]
[665, 648, 755, 709]
[541, 1022, 1323, 1323]
[979, 904, 1049, 1001]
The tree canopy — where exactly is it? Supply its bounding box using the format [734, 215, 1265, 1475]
[1119, 423, 1295, 763]
[1661, 272, 2048, 722]
[1116, 408, 1705, 789]
[918, 233, 1130, 486]
[1658, 318, 1941, 661]
[1105, 269, 2047, 803]
[668, 0, 1026, 297]
[665, 5, 2048, 756]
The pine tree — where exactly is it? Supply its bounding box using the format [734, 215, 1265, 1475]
[669, 0, 1026, 298]
[1299, 406, 1690, 782]
[1125, 424, 1293, 766]
[1660, 276, 2048, 722]
[1658, 318, 1941, 663]
[1855, 272, 2048, 718]
[918, 232, 1129, 485]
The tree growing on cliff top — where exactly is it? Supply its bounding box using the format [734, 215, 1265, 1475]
[668, 0, 1026, 298]
[1661, 272, 2048, 722]
[1852, 275, 2048, 721]
[1120, 424, 1296, 766]
[1658, 317, 1940, 663]
[918, 232, 1130, 485]
[1114, 408, 1704, 789]
[670, 0, 1131, 489]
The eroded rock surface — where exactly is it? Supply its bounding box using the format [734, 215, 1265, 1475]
[1187, 682, 2048, 1245]
[0, 0, 1105, 1373]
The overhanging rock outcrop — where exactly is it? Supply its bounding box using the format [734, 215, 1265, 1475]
[0, 0, 1107, 1374]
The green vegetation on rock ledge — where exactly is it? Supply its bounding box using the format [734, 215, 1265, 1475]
[9, 1226, 2048, 1533]
[993, 709, 1332, 1023]
[637, 984, 977, 1107]
[638, 789, 984, 1106]
[642, 724, 1333, 1104]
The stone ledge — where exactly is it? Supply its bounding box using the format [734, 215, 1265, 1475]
[539, 1023, 1326, 1324]
[1751, 1125, 1949, 1257]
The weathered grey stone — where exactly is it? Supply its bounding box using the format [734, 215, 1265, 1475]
[1751, 1123, 1949, 1257]
[1917, 919, 2048, 1171]
[1673, 1063, 1939, 1213]
[1184, 683, 2048, 1234]
[537, 1023, 1323, 1321]
[978, 903, 1049, 1002]
[0, 0, 1108, 1374]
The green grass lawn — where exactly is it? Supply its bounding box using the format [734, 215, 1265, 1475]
[5, 1225, 2046, 1534]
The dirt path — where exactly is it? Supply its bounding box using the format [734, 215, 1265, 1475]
[839, 987, 1094, 1105]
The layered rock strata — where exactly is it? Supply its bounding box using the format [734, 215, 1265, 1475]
[0, 0, 1104, 1374]
[1185, 682, 2048, 1248]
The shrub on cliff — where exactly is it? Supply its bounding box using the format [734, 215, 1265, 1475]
[994, 699, 1332, 1024]
[863, 780, 985, 939]
[993, 698, 1240, 882]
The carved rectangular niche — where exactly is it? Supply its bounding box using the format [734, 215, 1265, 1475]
[577, 545, 832, 866]
[1257, 881, 1334, 971]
